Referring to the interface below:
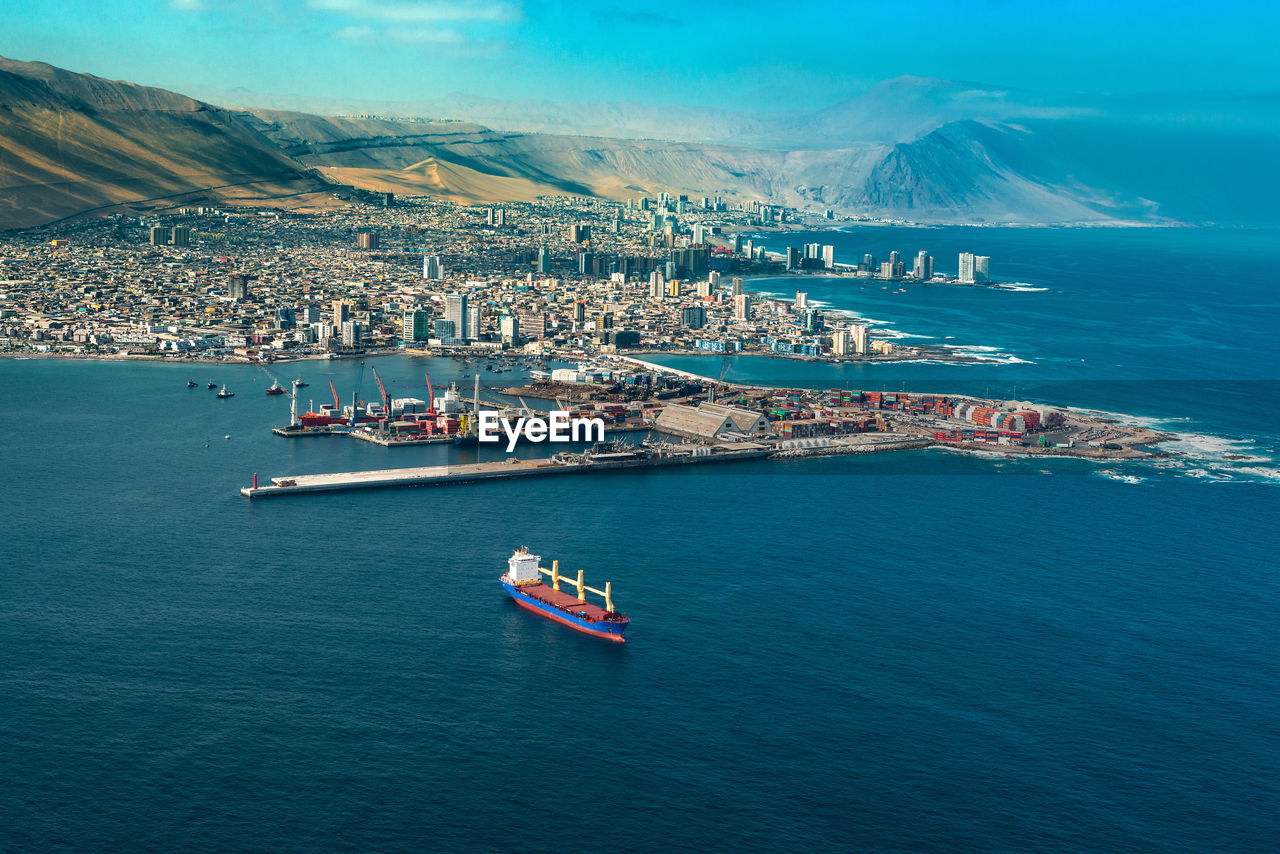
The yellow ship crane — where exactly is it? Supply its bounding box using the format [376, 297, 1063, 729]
[539, 559, 614, 613]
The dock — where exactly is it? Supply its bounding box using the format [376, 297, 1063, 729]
[240, 442, 773, 498]
[242, 457, 578, 497]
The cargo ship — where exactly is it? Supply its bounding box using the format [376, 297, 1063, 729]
[500, 548, 628, 642]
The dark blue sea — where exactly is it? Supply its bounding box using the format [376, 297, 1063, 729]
[2, 226, 1278, 852]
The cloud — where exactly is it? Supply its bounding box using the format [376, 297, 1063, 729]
[332, 24, 376, 39]
[589, 8, 679, 27]
[332, 23, 466, 45]
[309, 0, 519, 23]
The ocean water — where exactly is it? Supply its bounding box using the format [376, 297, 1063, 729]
[2, 227, 1278, 851]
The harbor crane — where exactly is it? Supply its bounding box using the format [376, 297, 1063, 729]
[372, 365, 389, 429]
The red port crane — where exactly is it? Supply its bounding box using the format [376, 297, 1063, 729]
[425, 372, 435, 413]
[329, 379, 340, 411]
[372, 365, 389, 428]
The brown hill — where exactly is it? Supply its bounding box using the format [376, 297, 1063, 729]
[0, 57, 330, 230]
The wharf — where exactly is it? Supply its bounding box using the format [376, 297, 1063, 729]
[272, 425, 347, 438]
[240, 442, 772, 498]
[243, 457, 575, 497]
[348, 429, 457, 446]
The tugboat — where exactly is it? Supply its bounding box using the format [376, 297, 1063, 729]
[207, 381, 218, 389]
[294, 378, 309, 388]
[216, 385, 235, 398]
[186, 379, 198, 388]
[266, 380, 286, 395]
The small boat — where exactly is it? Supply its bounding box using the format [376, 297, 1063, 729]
[207, 381, 218, 389]
[266, 380, 286, 395]
[294, 378, 309, 388]
[216, 385, 235, 398]
[186, 380, 198, 388]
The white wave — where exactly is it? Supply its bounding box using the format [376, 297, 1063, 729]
[1162, 432, 1261, 459]
[996, 283, 1050, 292]
[1226, 466, 1280, 480]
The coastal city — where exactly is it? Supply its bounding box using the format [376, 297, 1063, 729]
[5, 3, 1275, 851]
[0, 193, 996, 364]
[2, 191, 1162, 469]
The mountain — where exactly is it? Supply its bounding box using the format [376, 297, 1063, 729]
[0, 57, 330, 230]
[3, 57, 1277, 230]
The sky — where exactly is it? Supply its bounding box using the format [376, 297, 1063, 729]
[2, 0, 1278, 109]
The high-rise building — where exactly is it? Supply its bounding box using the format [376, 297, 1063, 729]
[795, 292, 808, 309]
[433, 319, 456, 341]
[518, 312, 547, 339]
[666, 279, 681, 298]
[536, 247, 550, 274]
[485, 208, 495, 225]
[804, 308, 823, 333]
[831, 329, 850, 355]
[300, 306, 321, 324]
[731, 277, 744, 296]
[578, 251, 595, 275]
[851, 324, 870, 355]
[682, 305, 707, 329]
[228, 274, 250, 300]
[422, 255, 443, 280]
[696, 280, 712, 297]
[356, 231, 378, 250]
[568, 223, 590, 243]
[889, 251, 900, 271]
[340, 320, 363, 346]
[649, 270, 665, 298]
[913, 251, 933, 280]
[863, 253, 876, 272]
[958, 252, 988, 283]
[804, 243, 821, 260]
[467, 305, 481, 340]
[708, 271, 721, 288]
[149, 226, 171, 246]
[402, 309, 432, 342]
[821, 245, 835, 269]
[692, 223, 707, 245]
[879, 261, 894, 279]
[445, 293, 468, 340]
[500, 314, 520, 344]
[734, 293, 752, 322]
[332, 299, 352, 326]
[786, 247, 802, 271]
[573, 301, 586, 323]
[170, 226, 191, 247]
[670, 246, 709, 279]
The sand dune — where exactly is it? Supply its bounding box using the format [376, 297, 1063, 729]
[317, 157, 575, 203]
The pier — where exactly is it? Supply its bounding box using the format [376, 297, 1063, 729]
[240, 442, 774, 498]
